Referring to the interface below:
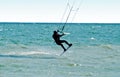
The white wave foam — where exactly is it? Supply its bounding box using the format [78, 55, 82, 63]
[6, 51, 50, 56]
[20, 51, 50, 55]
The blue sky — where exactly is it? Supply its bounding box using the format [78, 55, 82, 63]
[0, 0, 120, 23]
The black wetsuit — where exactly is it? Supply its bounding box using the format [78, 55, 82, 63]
[52, 32, 63, 45]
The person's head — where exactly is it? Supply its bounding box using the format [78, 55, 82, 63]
[53, 30, 57, 34]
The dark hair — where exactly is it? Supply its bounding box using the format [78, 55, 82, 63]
[54, 31, 57, 34]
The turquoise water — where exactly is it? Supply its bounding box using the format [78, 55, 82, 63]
[0, 23, 120, 77]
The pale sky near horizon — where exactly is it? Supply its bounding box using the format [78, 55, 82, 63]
[0, 0, 120, 23]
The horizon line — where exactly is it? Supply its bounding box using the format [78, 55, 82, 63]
[0, 22, 120, 24]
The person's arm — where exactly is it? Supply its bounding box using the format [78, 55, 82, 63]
[59, 33, 65, 37]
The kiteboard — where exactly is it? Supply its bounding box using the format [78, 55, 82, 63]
[60, 44, 72, 56]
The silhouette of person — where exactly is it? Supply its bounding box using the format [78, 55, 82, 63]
[52, 30, 72, 51]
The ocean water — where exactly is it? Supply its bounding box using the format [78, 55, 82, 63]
[0, 23, 120, 77]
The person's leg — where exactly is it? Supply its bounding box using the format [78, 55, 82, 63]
[60, 44, 66, 51]
[61, 40, 72, 46]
